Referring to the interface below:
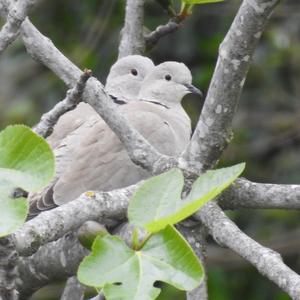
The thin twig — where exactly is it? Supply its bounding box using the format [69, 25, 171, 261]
[34, 69, 92, 138]
[145, 19, 181, 49]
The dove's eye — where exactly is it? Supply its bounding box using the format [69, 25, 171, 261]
[131, 69, 138, 76]
[165, 74, 172, 81]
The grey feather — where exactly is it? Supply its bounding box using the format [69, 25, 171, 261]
[28, 61, 200, 216]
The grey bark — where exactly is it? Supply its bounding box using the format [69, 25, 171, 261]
[195, 202, 300, 299]
[118, 0, 145, 58]
[220, 178, 300, 210]
[182, 0, 281, 171]
[0, 0, 35, 54]
[13, 185, 137, 256]
[60, 277, 85, 300]
[17, 233, 87, 299]
[145, 20, 180, 49]
[0, 237, 19, 300]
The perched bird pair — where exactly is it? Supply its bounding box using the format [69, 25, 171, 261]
[29, 55, 202, 216]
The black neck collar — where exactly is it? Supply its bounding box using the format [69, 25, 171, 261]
[140, 99, 170, 109]
[110, 95, 127, 105]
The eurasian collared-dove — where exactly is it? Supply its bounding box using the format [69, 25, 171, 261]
[47, 55, 155, 149]
[29, 61, 201, 216]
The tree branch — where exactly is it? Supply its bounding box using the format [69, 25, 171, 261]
[145, 19, 181, 50]
[13, 185, 137, 257]
[220, 178, 300, 210]
[118, 0, 145, 58]
[33, 69, 92, 138]
[17, 233, 87, 299]
[182, 0, 280, 171]
[0, 0, 35, 54]
[179, 225, 208, 300]
[20, 18, 82, 88]
[0, 237, 18, 300]
[194, 202, 300, 299]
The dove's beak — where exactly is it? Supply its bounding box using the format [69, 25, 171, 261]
[184, 84, 203, 98]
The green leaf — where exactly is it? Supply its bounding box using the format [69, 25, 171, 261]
[78, 225, 204, 300]
[129, 163, 245, 233]
[0, 125, 55, 237]
[183, 0, 224, 4]
[128, 168, 184, 232]
[0, 125, 55, 192]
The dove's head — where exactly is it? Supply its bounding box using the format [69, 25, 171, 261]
[105, 55, 155, 102]
[138, 61, 202, 108]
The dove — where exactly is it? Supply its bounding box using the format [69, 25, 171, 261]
[47, 55, 155, 149]
[29, 61, 202, 216]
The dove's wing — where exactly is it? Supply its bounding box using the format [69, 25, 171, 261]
[51, 101, 190, 205]
[28, 114, 102, 215]
[47, 102, 96, 149]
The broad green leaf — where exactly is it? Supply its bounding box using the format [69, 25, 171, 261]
[128, 168, 184, 231]
[78, 225, 204, 300]
[0, 125, 55, 237]
[183, 0, 224, 4]
[129, 163, 245, 233]
[0, 125, 55, 192]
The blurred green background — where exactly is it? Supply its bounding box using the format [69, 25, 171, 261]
[0, 0, 299, 299]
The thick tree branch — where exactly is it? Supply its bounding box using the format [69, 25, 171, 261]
[118, 0, 145, 58]
[34, 69, 92, 138]
[17, 233, 87, 299]
[220, 178, 300, 210]
[182, 0, 280, 170]
[0, 0, 35, 54]
[13, 185, 137, 256]
[194, 202, 300, 299]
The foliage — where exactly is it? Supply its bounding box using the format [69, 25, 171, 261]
[78, 225, 203, 300]
[78, 163, 245, 299]
[0, 125, 55, 237]
[128, 163, 245, 233]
